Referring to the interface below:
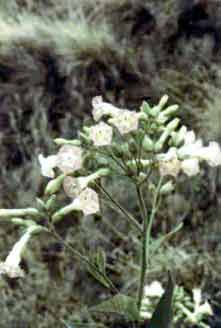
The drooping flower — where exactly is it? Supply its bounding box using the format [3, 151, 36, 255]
[56, 145, 83, 174]
[38, 154, 57, 178]
[0, 226, 35, 278]
[181, 158, 200, 176]
[88, 122, 113, 146]
[108, 110, 140, 135]
[92, 96, 121, 121]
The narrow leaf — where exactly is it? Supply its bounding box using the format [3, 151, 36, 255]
[149, 273, 175, 328]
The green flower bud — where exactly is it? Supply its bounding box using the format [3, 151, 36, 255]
[165, 118, 180, 133]
[54, 138, 81, 146]
[11, 218, 37, 227]
[46, 195, 57, 211]
[36, 198, 46, 210]
[45, 174, 65, 195]
[155, 130, 170, 151]
[160, 181, 174, 195]
[158, 95, 169, 110]
[141, 101, 151, 115]
[142, 135, 154, 151]
[0, 208, 40, 218]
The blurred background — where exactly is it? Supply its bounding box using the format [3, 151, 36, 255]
[0, 0, 221, 327]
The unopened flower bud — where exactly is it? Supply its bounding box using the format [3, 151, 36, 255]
[142, 135, 154, 151]
[166, 118, 180, 133]
[46, 195, 57, 211]
[141, 101, 151, 115]
[45, 174, 65, 195]
[0, 208, 39, 218]
[160, 181, 174, 195]
[54, 138, 81, 146]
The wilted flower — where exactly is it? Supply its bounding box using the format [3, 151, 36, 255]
[56, 145, 83, 174]
[92, 96, 121, 121]
[108, 110, 140, 135]
[0, 226, 35, 278]
[143, 281, 165, 298]
[38, 154, 57, 178]
[181, 158, 200, 176]
[88, 122, 113, 146]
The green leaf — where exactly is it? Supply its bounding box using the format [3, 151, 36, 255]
[91, 294, 140, 321]
[148, 273, 175, 328]
[87, 250, 110, 289]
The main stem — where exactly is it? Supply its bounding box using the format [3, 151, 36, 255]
[136, 185, 148, 311]
[137, 178, 163, 311]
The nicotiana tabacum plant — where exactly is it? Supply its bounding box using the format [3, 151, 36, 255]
[0, 95, 220, 326]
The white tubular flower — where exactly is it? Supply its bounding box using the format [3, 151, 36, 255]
[71, 188, 100, 216]
[38, 154, 57, 178]
[56, 145, 83, 174]
[144, 281, 165, 298]
[0, 226, 35, 278]
[108, 110, 140, 135]
[200, 142, 221, 167]
[92, 96, 121, 121]
[196, 301, 213, 317]
[181, 158, 200, 176]
[88, 122, 113, 146]
[158, 148, 181, 177]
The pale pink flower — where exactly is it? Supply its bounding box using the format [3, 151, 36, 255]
[181, 158, 200, 176]
[56, 145, 83, 174]
[88, 122, 113, 146]
[72, 187, 100, 216]
[38, 154, 57, 178]
[92, 96, 121, 121]
[0, 227, 34, 278]
[108, 110, 140, 135]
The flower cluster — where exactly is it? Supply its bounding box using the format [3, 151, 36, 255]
[38, 95, 221, 222]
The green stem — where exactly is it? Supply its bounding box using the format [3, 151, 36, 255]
[136, 177, 163, 311]
[136, 185, 148, 311]
[95, 182, 142, 233]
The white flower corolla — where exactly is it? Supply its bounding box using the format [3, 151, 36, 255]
[200, 142, 221, 167]
[108, 110, 140, 135]
[38, 154, 57, 178]
[92, 96, 121, 121]
[88, 122, 113, 146]
[56, 145, 83, 174]
[192, 288, 213, 318]
[71, 187, 100, 216]
[181, 158, 200, 176]
[178, 138, 203, 159]
[158, 148, 181, 177]
[63, 176, 90, 197]
[143, 281, 165, 298]
[0, 226, 35, 278]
